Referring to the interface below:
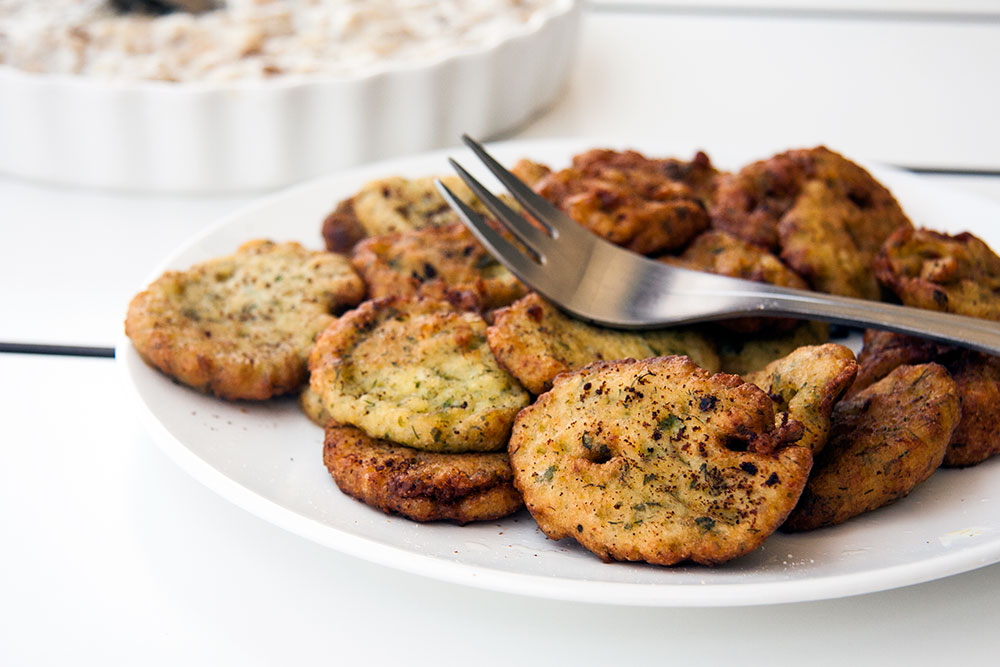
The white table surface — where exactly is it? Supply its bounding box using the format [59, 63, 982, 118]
[3, 3, 1000, 665]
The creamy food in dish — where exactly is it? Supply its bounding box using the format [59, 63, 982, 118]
[0, 0, 553, 82]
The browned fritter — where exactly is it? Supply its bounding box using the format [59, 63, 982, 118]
[532, 149, 713, 255]
[350, 223, 527, 311]
[510, 158, 553, 188]
[309, 296, 529, 452]
[710, 146, 911, 298]
[323, 424, 523, 524]
[745, 344, 858, 455]
[849, 329, 1000, 467]
[661, 229, 809, 333]
[710, 150, 812, 250]
[487, 293, 720, 394]
[125, 240, 365, 400]
[508, 356, 812, 566]
[875, 227, 1000, 320]
[783, 363, 960, 532]
[321, 175, 493, 254]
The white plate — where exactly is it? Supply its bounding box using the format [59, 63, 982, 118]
[118, 138, 1000, 607]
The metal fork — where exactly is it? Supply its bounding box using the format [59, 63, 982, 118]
[435, 135, 1000, 356]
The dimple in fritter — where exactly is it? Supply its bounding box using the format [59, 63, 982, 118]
[532, 149, 713, 256]
[508, 356, 812, 566]
[322, 424, 523, 524]
[874, 227, 1000, 320]
[849, 329, 1000, 467]
[745, 344, 858, 455]
[783, 363, 960, 532]
[350, 223, 526, 312]
[308, 296, 530, 453]
[125, 239, 364, 400]
[487, 293, 720, 394]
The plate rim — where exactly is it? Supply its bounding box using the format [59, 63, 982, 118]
[118, 137, 1000, 607]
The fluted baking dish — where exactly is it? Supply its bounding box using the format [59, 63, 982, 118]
[0, 0, 579, 193]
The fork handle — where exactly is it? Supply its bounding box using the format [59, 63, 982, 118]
[725, 287, 1000, 356]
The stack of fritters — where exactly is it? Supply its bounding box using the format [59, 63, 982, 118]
[124, 142, 1000, 567]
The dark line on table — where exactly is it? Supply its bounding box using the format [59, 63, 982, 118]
[896, 166, 1000, 177]
[585, 2, 1000, 25]
[0, 342, 116, 358]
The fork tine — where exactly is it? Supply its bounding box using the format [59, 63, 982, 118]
[447, 158, 553, 252]
[461, 134, 586, 239]
[434, 180, 548, 286]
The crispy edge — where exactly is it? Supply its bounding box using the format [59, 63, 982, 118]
[745, 344, 858, 455]
[323, 424, 523, 524]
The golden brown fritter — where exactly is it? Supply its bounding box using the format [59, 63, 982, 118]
[710, 150, 812, 250]
[849, 329, 1000, 467]
[508, 356, 812, 566]
[532, 149, 712, 255]
[322, 175, 484, 253]
[487, 293, 720, 394]
[309, 297, 530, 453]
[745, 344, 858, 455]
[716, 320, 830, 376]
[874, 227, 1000, 320]
[125, 240, 365, 400]
[783, 363, 960, 532]
[661, 229, 809, 333]
[350, 223, 527, 311]
[709, 146, 911, 298]
[323, 424, 523, 524]
[510, 158, 553, 188]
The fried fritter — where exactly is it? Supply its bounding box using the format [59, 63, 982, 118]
[125, 240, 365, 400]
[350, 223, 527, 311]
[508, 356, 812, 566]
[323, 424, 523, 524]
[309, 297, 530, 453]
[710, 146, 911, 298]
[716, 320, 830, 376]
[783, 363, 960, 531]
[874, 227, 1000, 320]
[745, 344, 858, 455]
[532, 149, 712, 255]
[487, 293, 720, 394]
[849, 330, 1000, 467]
[661, 230, 809, 333]
[322, 175, 479, 253]
[710, 150, 812, 250]
[510, 158, 553, 188]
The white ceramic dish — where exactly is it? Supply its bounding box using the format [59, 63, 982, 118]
[0, 1, 578, 193]
[118, 138, 1000, 606]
